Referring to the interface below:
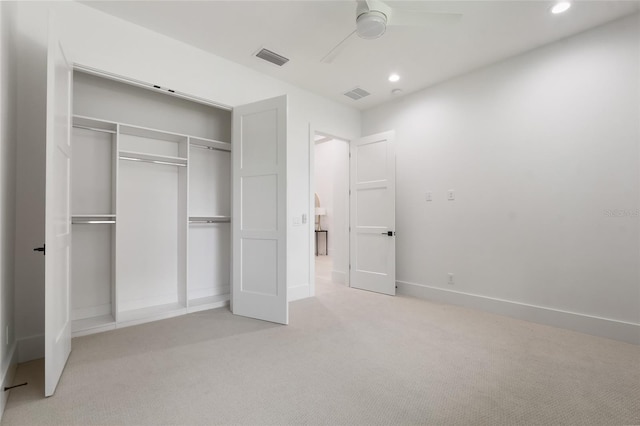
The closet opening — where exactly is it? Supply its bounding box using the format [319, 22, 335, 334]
[70, 69, 232, 337]
[311, 131, 350, 296]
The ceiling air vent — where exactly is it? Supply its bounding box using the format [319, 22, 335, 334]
[344, 87, 371, 101]
[255, 48, 289, 67]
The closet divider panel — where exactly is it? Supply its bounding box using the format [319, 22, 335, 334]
[178, 142, 189, 309]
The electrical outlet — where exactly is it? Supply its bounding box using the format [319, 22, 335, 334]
[448, 273, 454, 285]
[425, 192, 432, 202]
[447, 190, 455, 201]
[293, 216, 301, 226]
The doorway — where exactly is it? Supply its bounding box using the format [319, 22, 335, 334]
[311, 132, 349, 295]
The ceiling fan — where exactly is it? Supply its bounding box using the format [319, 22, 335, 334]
[321, 0, 462, 64]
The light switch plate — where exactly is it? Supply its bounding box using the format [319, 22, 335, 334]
[448, 190, 455, 201]
[425, 192, 432, 201]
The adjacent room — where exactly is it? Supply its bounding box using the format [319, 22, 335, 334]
[0, 1, 638, 424]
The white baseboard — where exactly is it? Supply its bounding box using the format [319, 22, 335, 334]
[1, 342, 18, 421]
[17, 334, 43, 363]
[288, 283, 310, 302]
[397, 281, 640, 345]
[72, 303, 111, 321]
[331, 270, 347, 284]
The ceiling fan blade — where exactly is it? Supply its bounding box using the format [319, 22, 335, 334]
[387, 9, 462, 28]
[321, 29, 357, 64]
[363, 0, 391, 17]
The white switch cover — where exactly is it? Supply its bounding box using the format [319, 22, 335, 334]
[293, 216, 301, 226]
[448, 273, 454, 285]
[302, 214, 307, 224]
[425, 192, 432, 201]
[448, 190, 455, 201]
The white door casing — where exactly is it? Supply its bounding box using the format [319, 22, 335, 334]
[349, 131, 396, 295]
[232, 95, 288, 324]
[44, 26, 72, 396]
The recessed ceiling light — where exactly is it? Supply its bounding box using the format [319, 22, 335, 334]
[551, 2, 571, 14]
[388, 73, 400, 82]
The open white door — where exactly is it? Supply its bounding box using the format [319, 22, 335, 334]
[349, 131, 396, 295]
[232, 95, 288, 324]
[44, 25, 72, 396]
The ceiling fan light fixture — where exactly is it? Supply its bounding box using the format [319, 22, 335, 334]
[356, 10, 387, 39]
[551, 1, 571, 14]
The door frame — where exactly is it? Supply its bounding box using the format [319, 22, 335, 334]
[308, 125, 351, 296]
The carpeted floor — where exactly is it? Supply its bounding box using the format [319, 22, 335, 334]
[2, 256, 639, 425]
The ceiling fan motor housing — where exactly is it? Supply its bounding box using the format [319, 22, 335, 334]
[356, 10, 387, 39]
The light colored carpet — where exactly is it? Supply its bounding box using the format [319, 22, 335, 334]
[2, 256, 639, 425]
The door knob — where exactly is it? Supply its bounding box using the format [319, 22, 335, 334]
[33, 245, 45, 255]
[380, 231, 395, 236]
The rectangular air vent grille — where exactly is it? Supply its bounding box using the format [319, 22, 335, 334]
[255, 48, 289, 66]
[344, 87, 371, 100]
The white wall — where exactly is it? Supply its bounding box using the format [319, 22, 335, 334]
[0, 0, 18, 417]
[13, 1, 361, 361]
[362, 14, 640, 344]
[314, 140, 337, 249]
[314, 138, 349, 281]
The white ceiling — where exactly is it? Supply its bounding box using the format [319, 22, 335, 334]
[81, 0, 639, 111]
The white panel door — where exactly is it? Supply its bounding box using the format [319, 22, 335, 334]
[232, 96, 287, 324]
[350, 131, 396, 295]
[44, 28, 72, 396]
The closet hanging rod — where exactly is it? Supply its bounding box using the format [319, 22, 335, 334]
[119, 156, 187, 167]
[73, 125, 116, 134]
[72, 220, 116, 224]
[189, 219, 231, 224]
[191, 143, 231, 153]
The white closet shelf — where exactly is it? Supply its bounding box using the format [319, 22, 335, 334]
[71, 315, 116, 337]
[190, 136, 231, 152]
[117, 302, 186, 326]
[187, 294, 230, 313]
[119, 150, 187, 167]
[73, 115, 118, 133]
[120, 123, 188, 143]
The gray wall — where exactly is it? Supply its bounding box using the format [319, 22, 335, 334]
[362, 14, 640, 343]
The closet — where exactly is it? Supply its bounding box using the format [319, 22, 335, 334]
[70, 71, 232, 337]
[45, 44, 287, 396]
